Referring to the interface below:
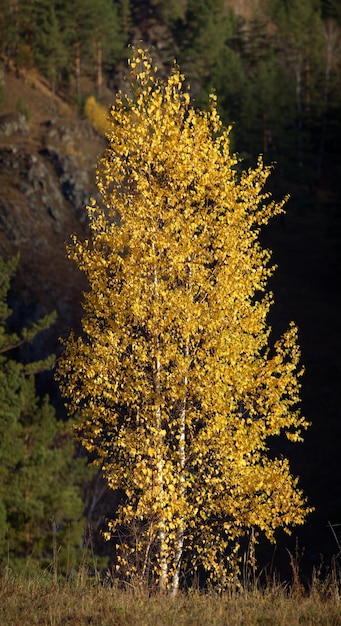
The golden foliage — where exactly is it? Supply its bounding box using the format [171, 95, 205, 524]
[57, 48, 312, 592]
[83, 95, 110, 136]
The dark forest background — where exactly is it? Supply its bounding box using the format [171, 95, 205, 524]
[0, 0, 340, 583]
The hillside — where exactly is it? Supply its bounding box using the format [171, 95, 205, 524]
[0, 62, 106, 357]
[0, 50, 341, 582]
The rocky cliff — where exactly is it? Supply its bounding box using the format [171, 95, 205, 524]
[0, 64, 106, 361]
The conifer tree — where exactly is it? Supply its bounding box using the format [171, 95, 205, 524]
[33, 4, 68, 94]
[57, 49, 311, 592]
[118, 0, 132, 39]
[0, 256, 90, 573]
[57, 0, 123, 98]
[237, 12, 295, 166]
[267, 0, 325, 179]
[173, 0, 229, 93]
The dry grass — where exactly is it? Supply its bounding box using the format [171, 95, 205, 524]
[1, 572, 340, 626]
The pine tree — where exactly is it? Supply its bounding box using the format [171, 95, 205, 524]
[57, 49, 312, 592]
[172, 0, 229, 94]
[0, 0, 21, 68]
[0, 256, 90, 574]
[33, 4, 68, 94]
[118, 0, 132, 39]
[87, 0, 123, 98]
[266, 0, 325, 180]
[236, 9, 295, 166]
[56, 0, 123, 98]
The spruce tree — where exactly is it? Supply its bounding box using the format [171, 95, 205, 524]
[266, 0, 325, 181]
[173, 0, 229, 92]
[0, 256, 91, 574]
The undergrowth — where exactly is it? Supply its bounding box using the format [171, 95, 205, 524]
[1, 527, 340, 625]
[1, 565, 340, 626]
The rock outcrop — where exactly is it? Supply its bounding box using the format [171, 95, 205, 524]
[0, 111, 29, 136]
[0, 77, 106, 362]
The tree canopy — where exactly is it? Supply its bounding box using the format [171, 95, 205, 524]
[57, 49, 311, 592]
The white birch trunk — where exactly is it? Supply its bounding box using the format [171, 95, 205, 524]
[152, 241, 168, 591]
[171, 258, 191, 594]
[295, 56, 303, 169]
[317, 19, 339, 180]
[171, 374, 186, 595]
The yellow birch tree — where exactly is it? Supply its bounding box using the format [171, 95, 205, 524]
[57, 48, 311, 593]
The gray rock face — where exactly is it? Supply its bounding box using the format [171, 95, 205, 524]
[39, 146, 90, 217]
[0, 112, 29, 135]
[0, 113, 105, 357]
[0, 142, 91, 245]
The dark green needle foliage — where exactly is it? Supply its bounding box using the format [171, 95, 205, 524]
[0, 256, 91, 575]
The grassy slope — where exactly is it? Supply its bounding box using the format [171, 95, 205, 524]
[1, 575, 341, 626]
